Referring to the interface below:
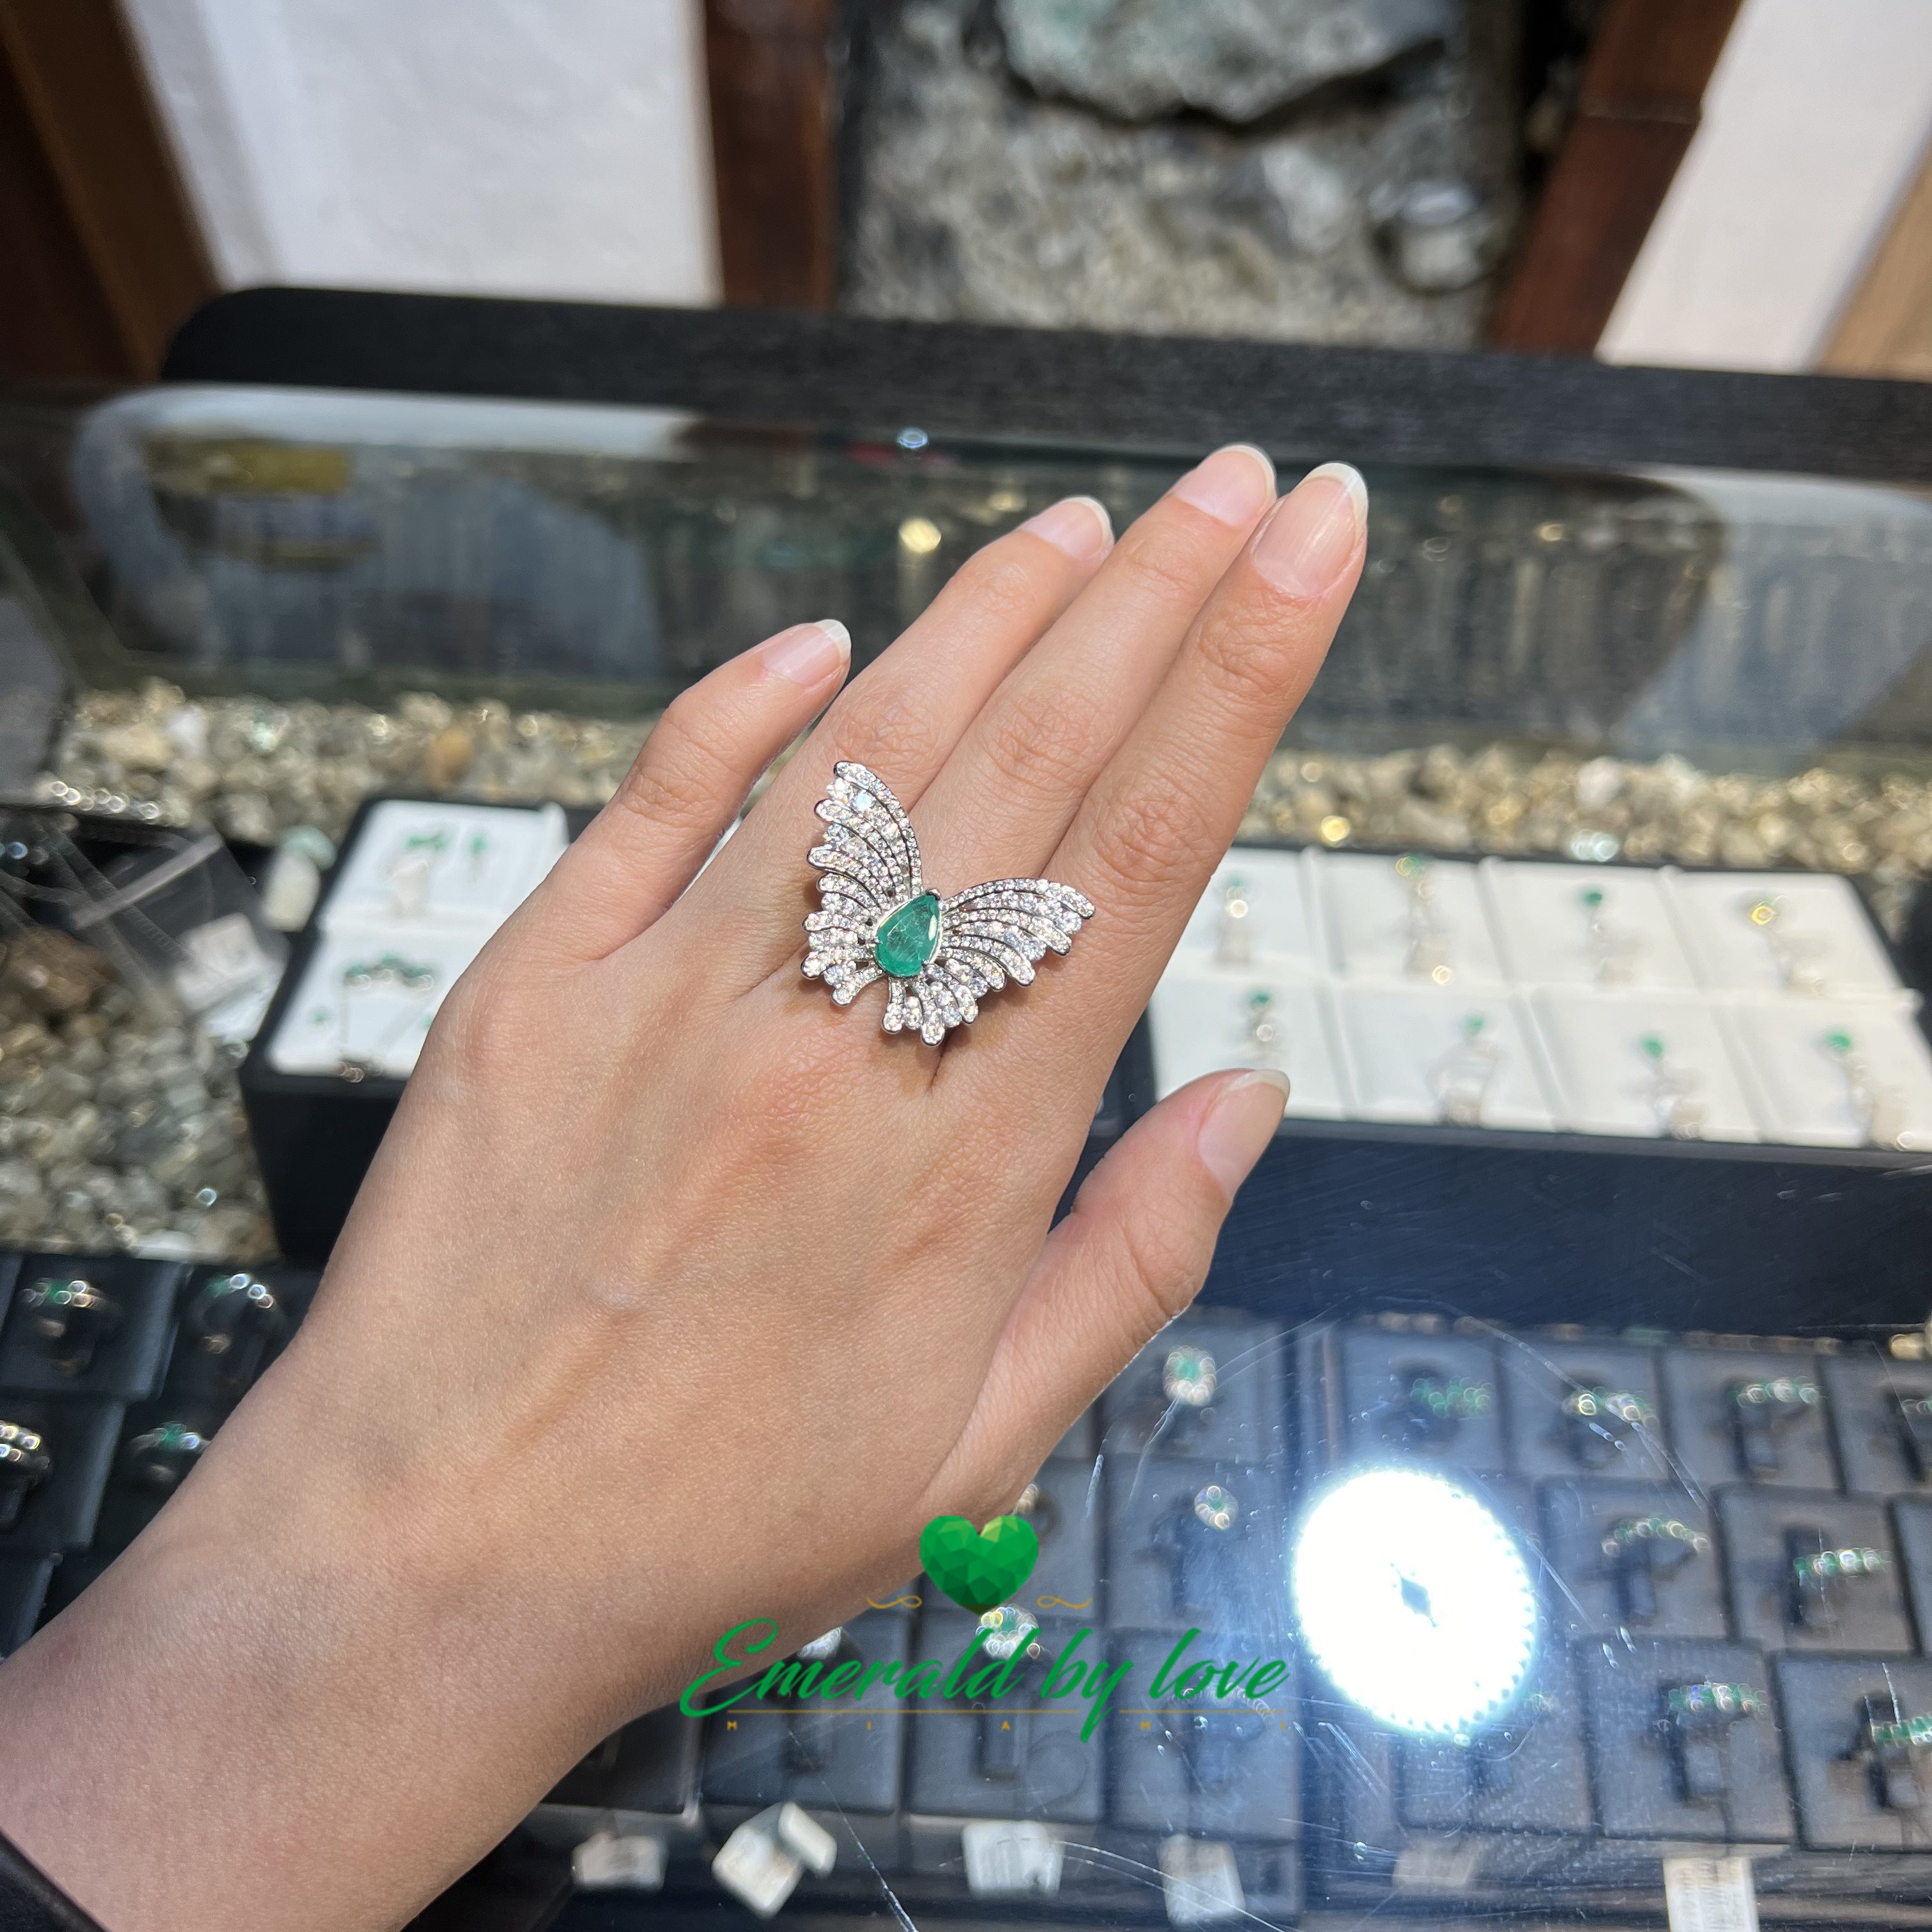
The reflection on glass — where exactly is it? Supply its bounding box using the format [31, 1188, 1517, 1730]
[1292, 1466, 1537, 1736]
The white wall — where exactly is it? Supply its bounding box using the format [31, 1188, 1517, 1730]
[1599, 0, 1932, 372]
[123, 0, 719, 307]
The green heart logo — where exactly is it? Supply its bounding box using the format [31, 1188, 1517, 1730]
[919, 1513, 1040, 1613]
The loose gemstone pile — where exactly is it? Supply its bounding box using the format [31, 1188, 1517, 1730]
[1239, 743, 1932, 937]
[43, 686, 1932, 940]
[37, 683, 652, 847]
[0, 925, 273, 1261]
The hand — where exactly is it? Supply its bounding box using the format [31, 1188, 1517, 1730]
[0, 448, 1365, 1931]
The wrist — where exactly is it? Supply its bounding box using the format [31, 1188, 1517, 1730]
[0, 1411, 602, 1932]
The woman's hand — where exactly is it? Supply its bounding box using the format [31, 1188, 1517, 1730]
[0, 448, 1365, 1931]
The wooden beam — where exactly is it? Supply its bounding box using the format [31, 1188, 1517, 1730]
[702, 0, 840, 309]
[0, 38, 130, 379]
[0, 0, 217, 379]
[1822, 139, 1932, 380]
[1490, 0, 1742, 357]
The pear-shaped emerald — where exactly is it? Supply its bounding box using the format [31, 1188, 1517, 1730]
[873, 892, 941, 977]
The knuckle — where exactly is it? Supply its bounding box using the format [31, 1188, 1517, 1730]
[1110, 518, 1218, 613]
[744, 1060, 826, 1156]
[579, 1237, 661, 1316]
[1114, 1207, 1205, 1334]
[430, 950, 544, 1084]
[1192, 607, 1294, 712]
[1089, 772, 1201, 903]
[977, 677, 1108, 804]
[613, 705, 737, 831]
[614, 759, 716, 834]
[833, 685, 945, 779]
[942, 542, 1054, 629]
[739, 1020, 865, 1158]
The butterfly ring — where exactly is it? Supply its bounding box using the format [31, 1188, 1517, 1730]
[802, 762, 1096, 1045]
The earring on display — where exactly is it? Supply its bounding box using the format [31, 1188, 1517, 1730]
[1745, 895, 1825, 996]
[1162, 1346, 1218, 1410]
[1430, 1011, 1502, 1126]
[1581, 886, 1639, 985]
[335, 954, 443, 1083]
[0, 1421, 50, 1531]
[1241, 988, 1282, 1068]
[1215, 873, 1254, 966]
[1397, 854, 1450, 983]
[384, 826, 452, 919]
[1637, 1033, 1704, 1139]
[1192, 1483, 1239, 1532]
[1821, 1029, 1906, 1149]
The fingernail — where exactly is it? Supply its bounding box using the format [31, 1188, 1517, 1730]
[1252, 462, 1367, 599]
[1022, 494, 1114, 562]
[1172, 443, 1276, 528]
[761, 618, 850, 686]
[1197, 1069, 1289, 1196]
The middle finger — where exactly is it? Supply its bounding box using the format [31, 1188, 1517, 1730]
[910, 444, 1278, 889]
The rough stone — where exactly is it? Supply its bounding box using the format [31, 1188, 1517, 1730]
[848, 0, 1517, 348]
[998, 0, 1453, 124]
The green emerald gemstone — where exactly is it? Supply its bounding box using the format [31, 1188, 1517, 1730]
[873, 892, 942, 978]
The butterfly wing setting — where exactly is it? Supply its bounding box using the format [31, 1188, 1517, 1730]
[804, 761, 1095, 1045]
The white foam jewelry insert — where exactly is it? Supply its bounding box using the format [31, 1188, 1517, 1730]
[1319, 851, 1505, 986]
[1532, 992, 1760, 1142]
[1332, 988, 1556, 1130]
[1484, 858, 1697, 990]
[323, 799, 569, 930]
[266, 799, 569, 1080]
[1134, 838, 1931, 1146]
[1729, 1001, 1932, 1151]
[1149, 967, 1349, 1118]
[267, 926, 488, 1079]
[1667, 870, 1907, 1002]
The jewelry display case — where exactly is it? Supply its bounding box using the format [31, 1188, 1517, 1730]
[6, 299, 1932, 1926]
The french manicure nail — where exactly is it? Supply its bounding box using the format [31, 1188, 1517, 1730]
[1252, 461, 1367, 599]
[1022, 494, 1114, 562]
[1172, 443, 1277, 528]
[1197, 1068, 1290, 1195]
[761, 618, 851, 686]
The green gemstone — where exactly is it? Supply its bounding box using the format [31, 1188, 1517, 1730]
[873, 893, 941, 977]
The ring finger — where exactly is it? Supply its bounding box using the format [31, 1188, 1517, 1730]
[682, 495, 1116, 972]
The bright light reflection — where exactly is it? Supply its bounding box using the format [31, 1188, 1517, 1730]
[1291, 1467, 1537, 1738]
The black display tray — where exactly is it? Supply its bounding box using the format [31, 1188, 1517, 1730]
[1171, 843, 1932, 1339]
[1209, 1117, 1932, 1340]
[239, 793, 457, 1262]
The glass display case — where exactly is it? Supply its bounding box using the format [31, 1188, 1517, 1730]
[5, 309, 1932, 1929]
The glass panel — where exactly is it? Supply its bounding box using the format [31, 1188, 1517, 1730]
[8, 384, 1932, 772]
[6, 379, 1932, 1925]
